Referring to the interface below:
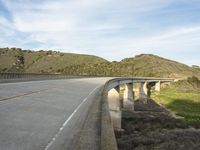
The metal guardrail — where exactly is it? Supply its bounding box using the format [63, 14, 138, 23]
[0, 73, 88, 83]
[0, 73, 175, 81]
[0, 72, 71, 80]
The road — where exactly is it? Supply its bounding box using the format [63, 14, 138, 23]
[0, 78, 109, 150]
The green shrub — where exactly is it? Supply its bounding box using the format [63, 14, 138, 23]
[187, 76, 200, 87]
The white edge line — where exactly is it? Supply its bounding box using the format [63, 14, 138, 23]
[44, 85, 101, 150]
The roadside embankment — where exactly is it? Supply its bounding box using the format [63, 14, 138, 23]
[115, 99, 200, 150]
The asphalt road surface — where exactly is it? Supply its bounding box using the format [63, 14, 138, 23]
[0, 78, 109, 150]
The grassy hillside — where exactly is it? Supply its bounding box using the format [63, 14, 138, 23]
[121, 54, 199, 78]
[152, 76, 200, 127]
[23, 50, 107, 73]
[0, 48, 24, 72]
[0, 48, 200, 78]
[62, 54, 200, 78]
[0, 48, 107, 73]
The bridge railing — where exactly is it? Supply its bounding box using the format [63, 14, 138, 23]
[0, 72, 71, 80]
[0, 72, 96, 83]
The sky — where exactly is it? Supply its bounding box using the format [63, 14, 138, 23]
[0, 0, 200, 66]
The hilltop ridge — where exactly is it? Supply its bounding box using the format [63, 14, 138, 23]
[0, 48, 199, 78]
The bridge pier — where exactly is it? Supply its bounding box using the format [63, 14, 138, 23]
[155, 81, 161, 92]
[107, 86, 121, 130]
[123, 83, 134, 111]
[139, 82, 148, 103]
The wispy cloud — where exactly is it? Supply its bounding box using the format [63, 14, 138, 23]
[0, 0, 200, 65]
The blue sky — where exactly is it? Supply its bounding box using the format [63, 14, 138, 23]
[0, 0, 200, 66]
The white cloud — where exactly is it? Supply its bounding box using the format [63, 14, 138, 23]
[0, 0, 200, 66]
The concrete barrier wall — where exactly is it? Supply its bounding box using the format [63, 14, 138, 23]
[101, 80, 118, 150]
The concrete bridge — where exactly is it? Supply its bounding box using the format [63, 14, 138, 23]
[0, 74, 174, 150]
[103, 77, 173, 130]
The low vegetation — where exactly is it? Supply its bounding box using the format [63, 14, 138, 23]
[153, 76, 200, 127]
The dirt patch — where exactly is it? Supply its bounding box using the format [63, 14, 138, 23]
[115, 99, 200, 150]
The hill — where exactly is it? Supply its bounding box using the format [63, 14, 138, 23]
[0, 48, 200, 78]
[0, 48, 107, 73]
[120, 54, 200, 78]
[62, 54, 200, 78]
